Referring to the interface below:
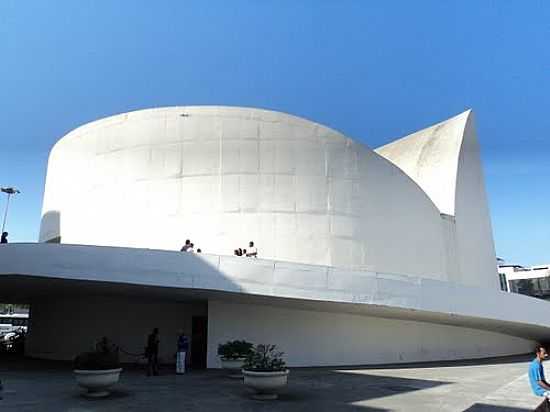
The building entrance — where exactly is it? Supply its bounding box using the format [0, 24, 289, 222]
[190, 316, 207, 369]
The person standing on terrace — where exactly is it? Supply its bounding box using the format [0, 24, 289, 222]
[246, 241, 257, 258]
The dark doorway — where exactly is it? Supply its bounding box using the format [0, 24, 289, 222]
[191, 316, 207, 369]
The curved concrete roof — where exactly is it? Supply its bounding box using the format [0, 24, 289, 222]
[52, 106, 350, 149]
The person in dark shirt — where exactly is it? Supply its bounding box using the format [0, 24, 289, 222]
[176, 329, 190, 374]
[146, 328, 160, 376]
[180, 239, 191, 252]
[1, 232, 8, 244]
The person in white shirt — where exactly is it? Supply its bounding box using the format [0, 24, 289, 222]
[246, 241, 257, 258]
[188, 243, 195, 253]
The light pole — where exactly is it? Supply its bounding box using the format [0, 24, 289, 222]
[1, 187, 21, 234]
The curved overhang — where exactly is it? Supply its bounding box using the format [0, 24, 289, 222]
[1, 243, 550, 342]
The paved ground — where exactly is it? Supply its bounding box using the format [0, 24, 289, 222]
[0, 355, 545, 411]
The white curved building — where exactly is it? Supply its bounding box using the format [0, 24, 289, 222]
[39, 107, 494, 288]
[1, 106, 548, 367]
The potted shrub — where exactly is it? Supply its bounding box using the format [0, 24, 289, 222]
[217, 340, 253, 378]
[73, 337, 122, 398]
[242, 344, 289, 400]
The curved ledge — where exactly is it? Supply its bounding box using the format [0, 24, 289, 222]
[1, 243, 550, 342]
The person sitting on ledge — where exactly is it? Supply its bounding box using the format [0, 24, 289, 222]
[180, 239, 191, 252]
[1, 232, 8, 244]
[246, 241, 257, 258]
[529, 344, 550, 398]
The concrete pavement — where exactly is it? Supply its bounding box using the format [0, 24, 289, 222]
[0, 355, 545, 411]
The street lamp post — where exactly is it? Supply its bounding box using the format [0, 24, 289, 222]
[1, 187, 21, 234]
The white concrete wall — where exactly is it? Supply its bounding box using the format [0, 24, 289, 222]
[207, 301, 534, 368]
[440, 214, 461, 284]
[21, 294, 537, 368]
[40, 106, 449, 280]
[27, 296, 206, 363]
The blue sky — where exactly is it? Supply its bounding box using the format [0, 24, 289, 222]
[1, 0, 549, 265]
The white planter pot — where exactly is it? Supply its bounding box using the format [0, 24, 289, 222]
[74, 368, 122, 398]
[242, 369, 289, 400]
[220, 358, 246, 378]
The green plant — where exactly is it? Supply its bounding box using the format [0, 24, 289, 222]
[243, 344, 287, 372]
[217, 340, 254, 360]
[74, 337, 120, 370]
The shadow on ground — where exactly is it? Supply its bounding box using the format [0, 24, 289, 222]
[0, 355, 453, 411]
